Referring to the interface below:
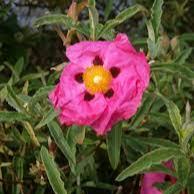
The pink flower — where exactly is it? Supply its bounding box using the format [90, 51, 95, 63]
[140, 162, 176, 194]
[49, 33, 150, 135]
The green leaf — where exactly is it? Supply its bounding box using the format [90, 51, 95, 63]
[4, 62, 20, 83]
[35, 108, 57, 129]
[33, 14, 75, 28]
[150, 164, 176, 177]
[32, 86, 54, 99]
[47, 121, 76, 165]
[130, 137, 179, 149]
[157, 93, 182, 136]
[88, 0, 99, 40]
[152, 63, 194, 80]
[104, 0, 114, 19]
[96, 23, 115, 40]
[40, 146, 67, 194]
[12, 157, 24, 194]
[21, 72, 49, 81]
[11, 128, 26, 144]
[181, 122, 194, 152]
[146, 20, 155, 42]
[106, 124, 122, 169]
[75, 23, 90, 37]
[0, 111, 30, 122]
[174, 48, 192, 65]
[6, 86, 28, 114]
[151, 0, 164, 38]
[131, 94, 155, 128]
[83, 181, 117, 191]
[116, 148, 182, 181]
[164, 182, 183, 194]
[166, 101, 182, 133]
[67, 126, 85, 145]
[14, 57, 24, 76]
[187, 173, 194, 194]
[97, 4, 146, 39]
[174, 156, 190, 186]
[23, 122, 40, 147]
[0, 65, 4, 72]
[29, 85, 53, 107]
[179, 33, 194, 42]
[124, 136, 147, 155]
[147, 37, 160, 59]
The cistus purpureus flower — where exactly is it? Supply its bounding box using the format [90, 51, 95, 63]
[140, 162, 176, 194]
[49, 33, 150, 135]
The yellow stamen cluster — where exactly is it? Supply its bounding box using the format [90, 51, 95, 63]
[83, 66, 112, 94]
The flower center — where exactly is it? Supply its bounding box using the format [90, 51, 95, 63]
[83, 66, 112, 94]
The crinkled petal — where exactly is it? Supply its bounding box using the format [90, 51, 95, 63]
[91, 76, 143, 135]
[114, 33, 136, 53]
[58, 93, 107, 127]
[49, 63, 85, 108]
[66, 41, 111, 68]
[140, 172, 165, 194]
[104, 35, 150, 89]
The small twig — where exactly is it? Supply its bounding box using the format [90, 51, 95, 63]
[115, 186, 122, 194]
[23, 122, 40, 147]
[54, 26, 66, 46]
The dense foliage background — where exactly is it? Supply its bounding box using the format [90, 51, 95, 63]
[0, 0, 194, 194]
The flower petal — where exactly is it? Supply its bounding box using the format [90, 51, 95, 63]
[66, 41, 111, 68]
[58, 93, 107, 127]
[140, 173, 165, 194]
[49, 63, 85, 108]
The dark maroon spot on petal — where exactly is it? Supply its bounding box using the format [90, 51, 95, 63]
[110, 67, 120, 78]
[164, 175, 171, 182]
[104, 89, 114, 98]
[74, 73, 83, 83]
[93, 56, 103, 66]
[84, 92, 95, 101]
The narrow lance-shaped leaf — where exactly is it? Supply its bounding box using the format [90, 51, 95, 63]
[88, 0, 99, 40]
[146, 20, 155, 42]
[152, 63, 194, 81]
[164, 182, 183, 194]
[106, 124, 122, 169]
[0, 111, 30, 122]
[166, 100, 182, 133]
[33, 14, 75, 28]
[104, 0, 114, 19]
[174, 156, 190, 187]
[174, 48, 192, 65]
[35, 108, 57, 129]
[130, 137, 179, 149]
[157, 93, 182, 137]
[151, 0, 164, 38]
[47, 121, 76, 165]
[116, 148, 182, 181]
[131, 94, 155, 128]
[97, 4, 146, 39]
[6, 85, 28, 114]
[14, 57, 24, 76]
[40, 146, 67, 194]
[181, 122, 194, 152]
[12, 157, 24, 194]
